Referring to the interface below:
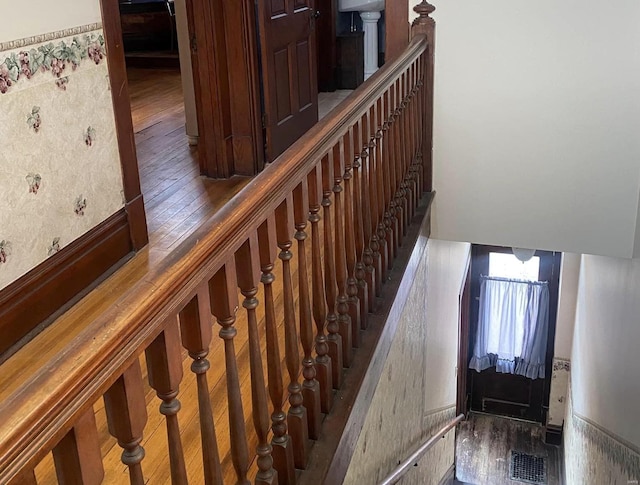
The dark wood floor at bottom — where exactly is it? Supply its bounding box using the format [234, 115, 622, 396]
[455, 413, 560, 485]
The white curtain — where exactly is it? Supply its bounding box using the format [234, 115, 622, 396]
[469, 276, 550, 379]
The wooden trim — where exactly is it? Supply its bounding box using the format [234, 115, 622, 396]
[100, 0, 149, 249]
[457, 253, 471, 417]
[125, 194, 149, 250]
[298, 193, 435, 485]
[0, 210, 134, 358]
[385, 0, 410, 60]
[186, 0, 264, 178]
[186, 0, 232, 177]
[224, 0, 264, 175]
[545, 424, 563, 446]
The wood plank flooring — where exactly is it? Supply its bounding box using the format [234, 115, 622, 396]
[455, 413, 560, 485]
[126, 68, 251, 253]
[2, 68, 349, 484]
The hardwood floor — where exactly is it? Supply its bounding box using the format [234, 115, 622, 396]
[127, 68, 251, 253]
[455, 413, 560, 485]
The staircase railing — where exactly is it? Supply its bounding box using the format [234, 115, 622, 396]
[0, 3, 437, 483]
[379, 414, 464, 485]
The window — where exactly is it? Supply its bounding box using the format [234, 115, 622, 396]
[488, 252, 540, 281]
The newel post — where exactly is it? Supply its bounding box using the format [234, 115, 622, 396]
[411, 1, 436, 192]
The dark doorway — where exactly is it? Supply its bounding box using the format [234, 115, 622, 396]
[464, 245, 561, 423]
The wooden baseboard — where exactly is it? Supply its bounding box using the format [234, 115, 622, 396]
[0, 209, 134, 358]
[545, 424, 563, 446]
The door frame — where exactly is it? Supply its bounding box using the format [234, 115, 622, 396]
[101, 0, 264, 182]
[456, 251, 472, 417]
[462, 245, 561, 423]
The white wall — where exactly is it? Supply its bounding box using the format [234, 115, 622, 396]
[572, 254, 640, 448]
[0, 0, 103, 42]
[429, 1, 640, 258]
[554, 252, 580, 359]
[424, 239, 470, 410]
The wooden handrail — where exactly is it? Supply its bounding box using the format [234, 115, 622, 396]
[379, 414, 465, 485]
[0, 3, 437, 482]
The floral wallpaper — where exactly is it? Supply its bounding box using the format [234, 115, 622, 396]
[564, 382, 640, 484]
[0, 24, 125, 291]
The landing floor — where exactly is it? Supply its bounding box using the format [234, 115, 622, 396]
[455, 413, 560, 485]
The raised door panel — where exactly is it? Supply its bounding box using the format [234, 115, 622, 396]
[258, 0, 319, 161]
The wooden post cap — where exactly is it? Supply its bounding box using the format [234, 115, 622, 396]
[413, 1, 436, 20]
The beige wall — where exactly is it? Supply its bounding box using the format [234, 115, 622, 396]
[0, 0, 103, 43]
[563, 254, 640, 482]
[429, 2, 640, 258]
[343, 238, 470, 484]
[572, 255, 640, 448]
[564, 382, 640, 484]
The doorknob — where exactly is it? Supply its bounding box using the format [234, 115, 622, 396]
[311, 10, 321, 19]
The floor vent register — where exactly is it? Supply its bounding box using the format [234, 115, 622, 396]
[509, 450, 547, 484]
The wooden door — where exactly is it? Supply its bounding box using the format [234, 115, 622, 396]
[467, 246, 561, 423]
[257, 0, 319, 162]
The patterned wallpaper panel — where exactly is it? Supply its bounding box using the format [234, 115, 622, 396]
[0, 25, 125, 291]
[343, 246, 456, 485]
[548, 357, 571, 427]
[565, 381, 640, 484]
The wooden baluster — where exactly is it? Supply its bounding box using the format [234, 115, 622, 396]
[398, 72, 410, 233]
[330, 143, 353, 365]
[145, 319, 188, 485]
[275, 197, 310, 469]
[209, 262, 250, 485]
[409, 60, 422, 198]
[409, 59, 420, 198]
[16, 470, 38, 485]
[360, 112, 377, 308]
[412, 1, 437, 192]
[392, 77, 406, 242]
[411, 58, 423, 197]
[342, 128, 362, 347]
[258, 216, 296, 485]
[320, 154, 344, 388]
[381, 89, 396, 268]
[293, 182, 322, 440]
[307, 165, 333, 413]
[367, 104, 383, 296]
[104, 360, 147, 485]
[404, 67, 414, 216]
[235, 235, 278, 485]
[386, 85, 401, 257]
[407, 67, 419, 215]
[374, 97, 388, 281]
[350, 120, 370, 330]
[179, 288, 224, 485]
[52, 408, 104, 485]
[402, 69, 416, 221]
[415, 55, 425, 196]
